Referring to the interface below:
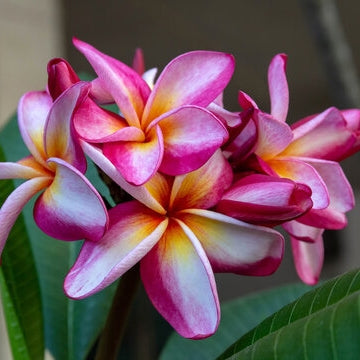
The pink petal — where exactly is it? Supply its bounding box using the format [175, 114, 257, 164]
[141, 218, 220, 339]
[268, 157, 329, 210]
[17, 91, 53, 165]
[291, 233, 324, 285]
[80, 141, 167, 213]
[282, 220, 323, 243]
[103, 125, 164, 185]
[47, 58, 80, 100]
[132, 48, 145, 75]
[34, 158, 108, 241]
[238, 90, 258, 110]
[74, 98, 145, 142]
[169, 150, 233, 211]
[0, 177, 50, 255]
[150, 106, 228, 175]
[44, 82, 89, 172]
[73, 38, 150, 127]
[177, 209, 284, 275]
[283, 107, 355, 160]
[207, 102, 242, 128]
[142, 50, 235, 127]
[64, 201, 168, 299]
[254, 112, 293, 159]
[216, 174, 313, 226]
[268, 54, 289, 122]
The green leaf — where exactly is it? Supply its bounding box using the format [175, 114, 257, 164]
[218, 268, 360, 359]
[0, 146, 44, 360]
[160, 282, 312, 360]
[1, 116, 117, 360]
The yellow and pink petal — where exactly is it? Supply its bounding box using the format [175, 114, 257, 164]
[64, 201, 167, 299]
[141, 218, 220, 339]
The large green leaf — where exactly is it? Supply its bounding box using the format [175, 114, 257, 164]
[218, 268, 360, 359]
[0, 146, 44, 360]
[160, 283, 312, 360]
[1, 116, 116, 360]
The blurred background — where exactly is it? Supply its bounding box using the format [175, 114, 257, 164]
[1, 0, 360, 359]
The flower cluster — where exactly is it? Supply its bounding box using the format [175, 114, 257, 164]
[1, 38, 359, 339]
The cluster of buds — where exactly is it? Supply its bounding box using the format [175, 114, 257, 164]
[1, 38, 359, 338]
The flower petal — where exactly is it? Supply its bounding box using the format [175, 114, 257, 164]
[268, 157, 329, 209]
[44, 82, 89, 172]
[18, 91, 53, 165]
[141, 218, 220, 339]
[169, 150, 233, 211]
[74, 98, 145, 142]
[0, 157, 49, 179]
[177, 209, 284, 275]
[103, 125, 164, 185]
[80, 141, 166, 213]
[216, 174, 313, 226]
[73, 38, 150, 127]
[142, 50, 235, 126]
[64, 201, 167, 299]
[254, 112, 293, 159]
[34, 158, 108, 241]
[0, 177, 50, 255]
[268, 54, 289, 122]
[290, 233, 324, 285]
[283, 107, 355, 160]
[152, 106, 228, 175]
[282, 220, 323, 243]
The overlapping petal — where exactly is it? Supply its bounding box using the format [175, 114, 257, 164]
[64, 201, 168, 299]
[176, 209, 284, 275]
[216, 174, 313, 226]
[153, 106, 228, 175]
[73, 38, 150, 127]
[0, 158, 50, 179]
[33, 158, 108, 241]
[141, 50, 235, 127]
[141, 218, 219, 339]
[103, 125, 164, 185]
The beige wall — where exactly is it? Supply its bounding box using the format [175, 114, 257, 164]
[0, 0, 63, 358]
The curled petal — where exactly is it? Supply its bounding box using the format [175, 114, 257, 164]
[0, 177, 50, 255]
[18, 91, 53, 165]
[142, 50, 235, 126]
[34, 158, 108, 241]
[132, 48, 145, 75]
[177, 209, 284, 275]
[65, 201, 167, 299]
[216, 174, 313, 226]
[74, 99, 145, 142]
[207, 102, 241, 128]
[268, 157, 329, 210]
[170, 150, 233, 211]
[103, 125, 164, 185]
[282, 220, 323, 243]
[152, 106, 228, 175]
[45, 82, 89, 172]
[47, 58, 80, 100]
[141, 219, 220, 339]
[73, 38, 150, 128]
[283, 107, 355, 160]
[254, 112, 293, 159]
[268, 54, 289, 122]
[290, 233, 324, 285]
[80, 141, 167, 213]
[238, 90, 258, 110]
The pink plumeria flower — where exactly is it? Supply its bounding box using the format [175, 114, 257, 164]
[227, 54, 355, 284]
[0, 82, 109, 255]
[71, 38, 233, 185]
[64, 151, 284, 339]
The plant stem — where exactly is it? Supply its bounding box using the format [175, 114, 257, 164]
[94, 264, 141, 360]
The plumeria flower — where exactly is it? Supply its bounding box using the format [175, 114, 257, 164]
[71, 38, 233, 185]
[0, 82, 109, 256]
[226, 54, 355, 284]
[64, 151, 284, 339]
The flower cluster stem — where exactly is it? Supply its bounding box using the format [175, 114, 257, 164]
[94, 264, 141, 360]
